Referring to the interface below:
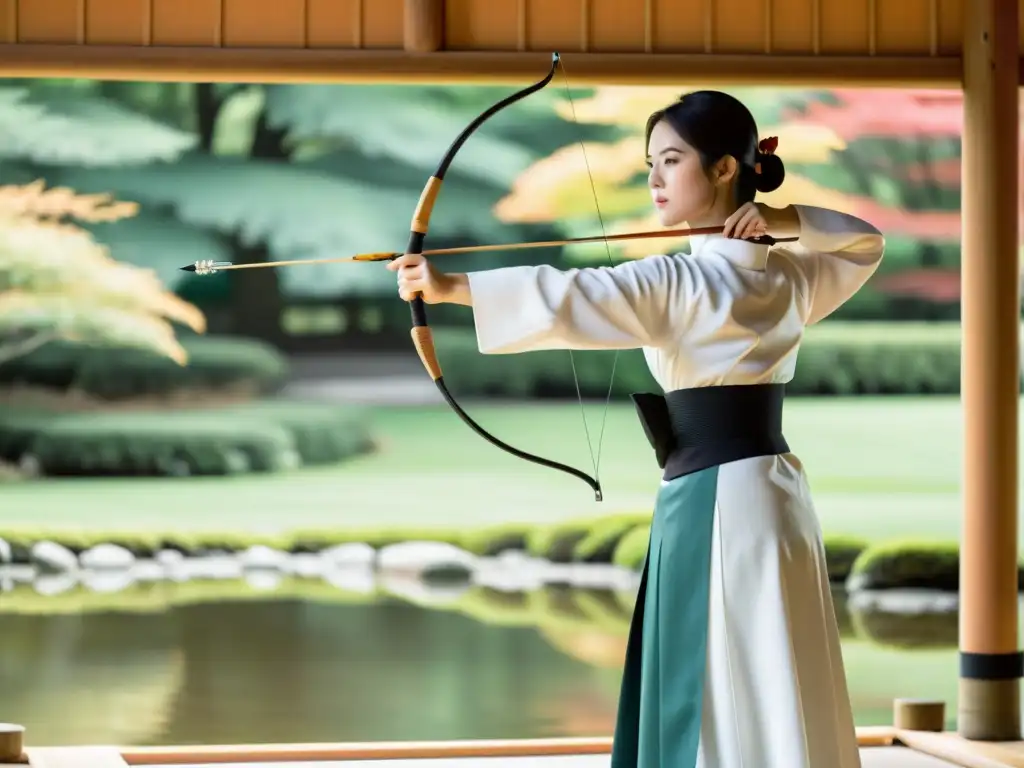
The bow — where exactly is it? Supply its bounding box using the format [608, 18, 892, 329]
[178, 63, 797, 501]
[397, 52, 611, 502]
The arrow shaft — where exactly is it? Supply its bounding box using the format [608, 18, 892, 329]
[421, 225, 727, 257]
[196, 225, 795, 272]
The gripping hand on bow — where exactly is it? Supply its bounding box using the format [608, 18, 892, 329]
[388, 253, 471, 306]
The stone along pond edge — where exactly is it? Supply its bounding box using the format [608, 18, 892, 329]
[0, 515, 1001, 616]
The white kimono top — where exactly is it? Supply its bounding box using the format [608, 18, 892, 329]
[466, 205, 885, 392]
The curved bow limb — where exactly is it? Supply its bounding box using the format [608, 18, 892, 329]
[400, 52, 604, 502]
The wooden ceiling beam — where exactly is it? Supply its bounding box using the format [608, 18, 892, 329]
[0, 45, 964, 87]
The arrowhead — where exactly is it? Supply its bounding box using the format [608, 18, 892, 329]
[179, 264, 197, 272]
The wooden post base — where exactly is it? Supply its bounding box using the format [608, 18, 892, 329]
[0, 724, 25, 763]
[893, 699, 946, 732]
[958, 678, 1022, 740]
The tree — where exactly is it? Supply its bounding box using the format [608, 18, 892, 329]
[495, 84, 847, 262]
[493, 84, 989, 320]
[780, 90, 960, 317]
[0, 79, 618, 345]
[0, 180, 205, 366]
[0, 80, 229, 292]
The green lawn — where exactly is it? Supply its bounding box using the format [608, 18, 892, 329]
[0, 396, 979, 543]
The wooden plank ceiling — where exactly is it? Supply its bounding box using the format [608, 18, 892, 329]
[0, 0, 1013, 84]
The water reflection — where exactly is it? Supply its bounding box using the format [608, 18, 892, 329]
[0, 584, 960, 746]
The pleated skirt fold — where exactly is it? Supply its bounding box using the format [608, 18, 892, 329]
[610, 455, 862, 768]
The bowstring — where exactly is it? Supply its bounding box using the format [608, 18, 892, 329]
[554, 58, 620, 494]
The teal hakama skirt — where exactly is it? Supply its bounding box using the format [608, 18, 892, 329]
[611, 384, 861, 768]
[610, 466, 719, 768]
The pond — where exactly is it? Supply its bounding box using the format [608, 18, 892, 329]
[1, 575, 965, 747]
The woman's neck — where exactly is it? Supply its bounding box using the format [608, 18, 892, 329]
[688, 205, 737, 230]
[689, 188, 738, 229]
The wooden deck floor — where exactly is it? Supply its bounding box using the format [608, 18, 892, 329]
[174, 747, 962, 767]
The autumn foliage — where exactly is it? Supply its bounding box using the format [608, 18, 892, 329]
[494, 85, 985, 310]
[0, 180, 206, 366]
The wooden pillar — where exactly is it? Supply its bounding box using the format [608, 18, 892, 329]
[404, 0, 444, 53]
[959, 0, 1022, 741]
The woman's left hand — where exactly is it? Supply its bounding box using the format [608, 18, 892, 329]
[387, 252, 453, 304]
[722, 202, 771, 240]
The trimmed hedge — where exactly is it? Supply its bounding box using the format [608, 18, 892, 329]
[0, 321, 980, 402]
[435, 322, 980, 398]
[0, 400, 374, 478]
[847, 539, 1024, 592]
[824, 535, 871, 582]
[460, 523, 533, 556]
[573, 513, 651, 563]
[524, 513, 650, 564]
[612, 524, 651, 570]
[525, 519, 593, 563]
[0, 334, 289, 400]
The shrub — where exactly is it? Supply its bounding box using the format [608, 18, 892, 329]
[791, 322, 962, 396]
[460, 523, 534, 556]
[612, 524, 651, 570]
[287, 527, 467, 554]
[0, 334, 288, 400]
[846, 539, 1024, 592]
[0, 400, 374, 478]
[219, 400, 376, 465]
[157, 531, 290, 555]
[526, 518, 597, 563]
[572, 513, 651, 563]
[433, 322, 979, 399]
[10, 411, 296, 477]
[822, 535, 870, 583]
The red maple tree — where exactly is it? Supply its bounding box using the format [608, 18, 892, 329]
[782, 89, 1024, 304]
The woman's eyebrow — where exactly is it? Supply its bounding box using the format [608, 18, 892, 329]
[646, 147, 684, 159]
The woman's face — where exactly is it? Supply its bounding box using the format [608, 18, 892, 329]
[646, 119, 721, 228]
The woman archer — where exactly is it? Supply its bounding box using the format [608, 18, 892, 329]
[388, 90, 882, 768]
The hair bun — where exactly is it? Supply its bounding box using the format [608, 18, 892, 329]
[754, 151, 785, 194]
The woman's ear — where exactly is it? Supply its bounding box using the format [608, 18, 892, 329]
[713, 156, 739, 186]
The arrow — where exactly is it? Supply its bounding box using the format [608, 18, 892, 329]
[179, 226, 797, 274]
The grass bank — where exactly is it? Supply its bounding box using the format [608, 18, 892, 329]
[1, 397, 975, 545]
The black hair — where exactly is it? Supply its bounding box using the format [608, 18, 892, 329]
[645, 90, 785, 205]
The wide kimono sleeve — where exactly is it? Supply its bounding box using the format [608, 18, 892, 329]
[787, 205, 886, 325]
[465, 255, 693, 354]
